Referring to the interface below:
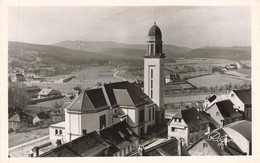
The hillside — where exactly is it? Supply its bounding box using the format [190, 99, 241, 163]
[9, 41, 114, 66]
[181, 47, 251, 60]
[9, 41, 251, 69]
[53, 40, 192, 56]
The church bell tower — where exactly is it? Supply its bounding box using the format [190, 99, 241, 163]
[144, 22, 165, 124]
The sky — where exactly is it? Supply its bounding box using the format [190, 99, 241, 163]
[8, 6, 251, 48]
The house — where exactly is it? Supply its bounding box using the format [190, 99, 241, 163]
[38, 88, 61, 98]
[167, 108, 210, 147]
[228, 89, 251, 121]
[49, 81, 157, 143]
[39, 131, 110, 157]
[33, 112, 51, 126]
[202, 94, 228, 110]
[8, 106, 23, 118]
[9, 111, 33, 131]
[133, 137, 189, 156]
[49, 122, 66, 144]
[187, 120, 251, 156]
[205, 100, 243, 127]
[99, 120, 139, 156]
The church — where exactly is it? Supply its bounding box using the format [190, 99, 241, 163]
[49, 22, 166, 143]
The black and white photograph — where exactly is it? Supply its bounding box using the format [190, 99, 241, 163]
[1, 1, 260, 161]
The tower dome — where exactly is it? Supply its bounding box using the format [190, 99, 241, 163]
[148, 22, 162, 36]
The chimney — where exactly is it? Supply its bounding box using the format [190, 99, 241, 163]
[138, 145, 145, 156]
[178, 139, 182, 156]
[33, 147, 39, 157]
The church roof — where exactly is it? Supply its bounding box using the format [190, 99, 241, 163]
[148, 22, 162, 36]
[67, 88, 109, 113]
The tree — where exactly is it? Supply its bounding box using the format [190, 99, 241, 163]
[8, 86, 30, 109]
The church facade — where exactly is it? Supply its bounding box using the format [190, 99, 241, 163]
[49, 23, 166, 143]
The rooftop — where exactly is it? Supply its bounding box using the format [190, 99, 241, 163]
[233, 89, 251, 106]
[215, 100, 242, 118]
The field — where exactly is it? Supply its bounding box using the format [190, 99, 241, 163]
[224, 69, 251, 78]
[187, 74, 248, 88]
[9, 128, 49, 147]
[27, 67, 122, 94]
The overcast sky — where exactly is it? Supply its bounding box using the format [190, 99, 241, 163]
[9, 6, 251, 48]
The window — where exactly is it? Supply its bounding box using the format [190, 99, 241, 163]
[174, 118, 177, 122]
[216, 112, 220, 116]
[55, 129, 58, 135]
[139, 110, 145, 123]
[156, 44, 159, 53]
[151, 44, 154, 54]
[59, 130, 62, 135]
[151, 69, 153, 78]
[171, 127, 176, 132]
[179, 119, 181, 123]
[147, 45, 149, 54]
[149, 109, 151, 121]
[152, 107, 155, 120]
[100, 115, 106, 129]
[151, 90, 153, 99]
[203, 143, 208, 148]
[151, 79, 153, 88]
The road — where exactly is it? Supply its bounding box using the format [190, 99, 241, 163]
[9, 135, 49, 157]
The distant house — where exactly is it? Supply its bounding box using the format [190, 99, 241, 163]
[187, 120, 251, 156]
[205, 100, 243, 127]
[8, 106, 23, 119]
[228, 89, 251, 121]
[33, 112, 51, 126]
[100, 120, 139, 156]
[9, 111, 33, 131]
[38, 88, 61, 98]
[167, 108, 210, 147]
[134, 138, 189, 156]
[39, 131, 110, 157]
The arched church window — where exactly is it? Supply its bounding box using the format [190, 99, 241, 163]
[156, 44, 159, 53]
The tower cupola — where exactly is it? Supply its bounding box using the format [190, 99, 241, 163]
[146, 22, 165, 58]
